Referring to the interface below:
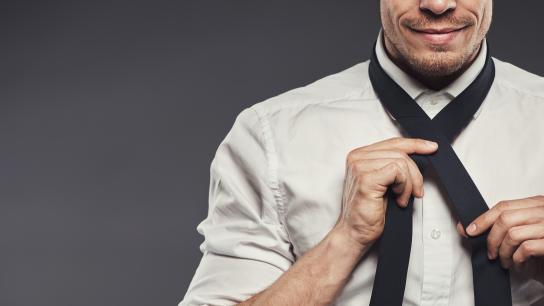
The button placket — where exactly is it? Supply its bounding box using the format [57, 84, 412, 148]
[420, 177, 453, 306]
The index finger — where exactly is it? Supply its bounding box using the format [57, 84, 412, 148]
[361, 137, 438, 154]
[466, 197, 544, 236]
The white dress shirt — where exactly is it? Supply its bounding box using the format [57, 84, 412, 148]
[180, 31, 544, 306]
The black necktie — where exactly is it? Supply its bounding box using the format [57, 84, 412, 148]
[367, 42, 512, 306]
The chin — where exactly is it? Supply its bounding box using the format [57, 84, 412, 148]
[407, 50, 467, 77]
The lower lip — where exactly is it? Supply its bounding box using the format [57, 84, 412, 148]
[413, 28, 464, 45]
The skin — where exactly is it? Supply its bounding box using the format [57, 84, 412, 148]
[239, 138, 437, 306]
[381, 0, 493, 89]
[456, 196, 544, 284]
[237, 1, 543, 305]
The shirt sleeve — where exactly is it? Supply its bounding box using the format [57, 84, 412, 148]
[179, 106, 295, 306]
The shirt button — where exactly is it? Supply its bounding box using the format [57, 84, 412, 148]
[430, 229, 441, 240]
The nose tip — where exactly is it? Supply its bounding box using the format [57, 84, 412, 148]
[420, 0, 456, 15]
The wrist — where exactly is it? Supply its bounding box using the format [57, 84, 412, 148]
[329, 222, 372, 258]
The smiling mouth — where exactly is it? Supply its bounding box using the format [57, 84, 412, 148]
[411, 26, 467, 34]
[409, 25, 469, 44]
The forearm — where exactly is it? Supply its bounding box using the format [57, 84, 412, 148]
[237, 225, 369, 306]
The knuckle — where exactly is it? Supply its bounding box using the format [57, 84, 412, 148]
[388, 162, 401, 173]
[347, 159, 363, 174]
[497, 212, 513, 227]
[346, 149, 358, 165]
[395, 158, 408, 170]
[351, 161, 364, 173]
[519, 241, 535, 256]
[496, 200, 510, 210]
[505, 228, 520, 244]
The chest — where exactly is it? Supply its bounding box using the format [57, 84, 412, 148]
[275, 99, 544, 257]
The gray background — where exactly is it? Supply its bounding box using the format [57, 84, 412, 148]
[1, 1, 542, 305]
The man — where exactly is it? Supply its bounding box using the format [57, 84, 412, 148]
[181, 0, 544, 305]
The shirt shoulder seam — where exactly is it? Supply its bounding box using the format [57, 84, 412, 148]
[257, 79, 374, 114]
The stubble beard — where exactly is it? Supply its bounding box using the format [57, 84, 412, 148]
[407, 43, 480, 78]
[385, 32, 483, 79]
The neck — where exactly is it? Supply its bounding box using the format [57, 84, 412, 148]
[383, 36, 482, 91]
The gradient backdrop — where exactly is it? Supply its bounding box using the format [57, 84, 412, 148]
[1, 1, 543, 305]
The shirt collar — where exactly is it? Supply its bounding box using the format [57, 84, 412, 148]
[374, 30, 488, 119]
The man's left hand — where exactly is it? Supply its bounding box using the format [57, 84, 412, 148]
[456, 195, 544, 283]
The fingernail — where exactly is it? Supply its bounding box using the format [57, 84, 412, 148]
[467, 223, 477, 235]
[488, 250, 493, 260]
[426, 141, 438, 148]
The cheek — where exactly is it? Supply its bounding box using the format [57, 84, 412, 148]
[461, 0, 490, 26]
[479, 3, 493, 33]
[381, 0, 410, 27]
[462, 2, 491, 47]
[380, 3, 394, 29]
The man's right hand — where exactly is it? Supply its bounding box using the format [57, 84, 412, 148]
[238, 137, 439, 306]
[334, 137, 439, 250]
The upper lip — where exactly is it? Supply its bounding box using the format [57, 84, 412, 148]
[412, 26, 466, 34]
